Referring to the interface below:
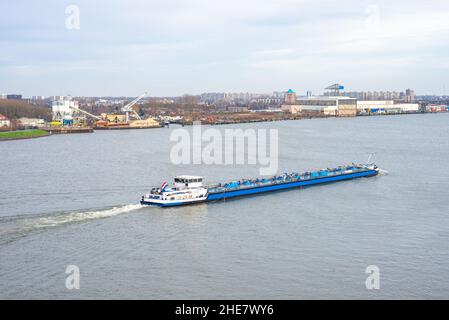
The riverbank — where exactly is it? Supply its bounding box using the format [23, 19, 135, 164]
[0, 129, 50, 141]
[1, 112, 444, 140]
[42, 127, 93, 134]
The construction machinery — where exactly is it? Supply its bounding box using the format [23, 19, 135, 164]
[54, 93, 160, 130]
[95, 92, 161, 129]
[69, 105, 102, 120]
[122, 92, 147, 122]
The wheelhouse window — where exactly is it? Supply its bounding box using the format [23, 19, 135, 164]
[175, 177, 202, 184]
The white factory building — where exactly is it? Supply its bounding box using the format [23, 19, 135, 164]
[52, 96, 79, 121]
[281, 93, 420, 116]
[282, 96, 358, 117]
[18, 117, 46, 128]
[356, 100, 419, 114]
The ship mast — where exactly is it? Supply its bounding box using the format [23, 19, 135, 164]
[366, 152, 376, 164]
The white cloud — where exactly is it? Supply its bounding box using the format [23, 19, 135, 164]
[1, 0, 449, 95]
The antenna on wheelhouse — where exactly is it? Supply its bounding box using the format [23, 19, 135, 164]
[366, 152, 376, 164]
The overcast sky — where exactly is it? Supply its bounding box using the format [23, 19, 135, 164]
[1, 0, 449, 97]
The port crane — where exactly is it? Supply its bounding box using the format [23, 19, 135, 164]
[122, 92, 147, 122]
[65, 92, 148, 124]
[325, 84, 344, 96]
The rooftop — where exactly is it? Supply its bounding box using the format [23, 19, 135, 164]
[174, 175, 203, 180]
[298, 96, 356, 100]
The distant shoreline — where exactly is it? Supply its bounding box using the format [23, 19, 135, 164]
[0, 112, 445, 141]
[182, 111, 429, 126]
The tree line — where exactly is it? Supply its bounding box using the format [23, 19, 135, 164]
[0, 100, 51, 121]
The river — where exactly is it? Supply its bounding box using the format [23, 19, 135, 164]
[1, 113, 448, 299]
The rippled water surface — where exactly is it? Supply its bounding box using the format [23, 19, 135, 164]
[1, 114, 449, 299]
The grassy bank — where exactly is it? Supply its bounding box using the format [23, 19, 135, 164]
[0, 129, 50, 141]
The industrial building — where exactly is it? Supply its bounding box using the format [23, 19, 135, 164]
[340, 91, 402, 100]
[299, 96, 357, 117]
[52, 96, 79, 123]
[394, 103, 420, 113]
[281, 85, 357, 116]
[357, 101, 419, 114]
[281, 96, 357, 116]
[18, 117, 46, 128]
[280, 84, 420, 117]
[281, 95, 420, 116]
[48, 93, 162, 130]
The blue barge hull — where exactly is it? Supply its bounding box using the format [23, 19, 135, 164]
[207, 169, 378, 201]
[140, 165, 380, 207]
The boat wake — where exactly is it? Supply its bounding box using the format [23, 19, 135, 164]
[0, 204, 143, 245]
[378, 168, 389, 175]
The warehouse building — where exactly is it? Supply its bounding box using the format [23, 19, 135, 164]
[280, 88, 420, 116]
[18, 117, 46, 128]
[393, 103, 420, 113]
[281, 96, 357, 116]
[357, 101, 419, 114]
[298, 96, 357, 117]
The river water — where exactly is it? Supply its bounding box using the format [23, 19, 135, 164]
[1, 114, 448, 299]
